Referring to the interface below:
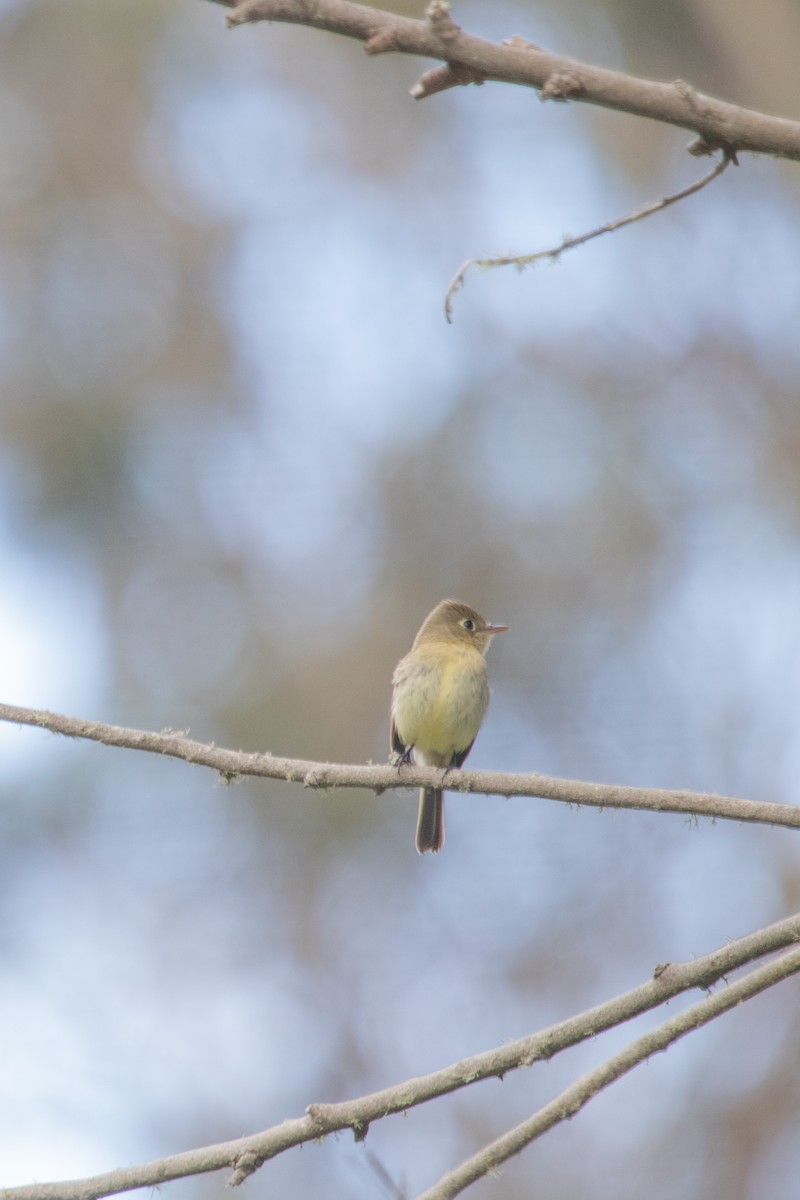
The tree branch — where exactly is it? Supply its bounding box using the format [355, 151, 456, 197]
[3, 911, 799, 1199]
[1, 701, 798, 830]
[419, 942, 800, 1200]
[210, 0, 800, 162]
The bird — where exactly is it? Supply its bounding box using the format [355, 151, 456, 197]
[390, 598, 508, 853]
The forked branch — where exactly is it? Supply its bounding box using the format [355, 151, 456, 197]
[2, 911, 799, 1199]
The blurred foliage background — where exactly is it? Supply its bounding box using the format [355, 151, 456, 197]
[2, 0, 800, 1196]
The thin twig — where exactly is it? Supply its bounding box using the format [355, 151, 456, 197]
[1, 700, 798, 830]
[3, 911, 799, 1200]
[444, 151, 733, 321]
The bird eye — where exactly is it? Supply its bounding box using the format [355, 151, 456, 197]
[462, 618, 475, 631]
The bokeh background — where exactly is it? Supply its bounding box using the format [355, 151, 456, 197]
[2, 0, 800, 1196]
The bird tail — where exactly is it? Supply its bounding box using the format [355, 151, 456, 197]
[416, 787, 445, 854]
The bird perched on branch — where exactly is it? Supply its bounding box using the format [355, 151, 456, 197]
[390, 598, 508, 854]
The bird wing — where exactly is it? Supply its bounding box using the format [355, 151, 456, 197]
[450, 737, 477, 769]
[390, 715, 407, 758]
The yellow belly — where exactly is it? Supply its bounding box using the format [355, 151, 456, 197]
[392, 645, 489, 766]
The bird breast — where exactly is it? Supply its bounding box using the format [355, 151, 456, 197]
[391, 646, 489, 765]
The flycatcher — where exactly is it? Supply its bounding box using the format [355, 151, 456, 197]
[390, 598, 508, 854]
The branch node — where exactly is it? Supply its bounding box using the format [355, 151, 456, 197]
[364, 29, 399, 56]
[411, 61, 485, 100]
[688, 134, 740, 164]
[671, 78, 714, 123]
[306, 1102, 328, 1127]
[673, 77, 705, 113]
[425, 0, 460, 42]
[353, 1118, 370, 1143]
[541, 71, 585, 102]
[228, 1150, 262, 1186]
[501, 34, 544, 51]
[226, 1, 269, 29]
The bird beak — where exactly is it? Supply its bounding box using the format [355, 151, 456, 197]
[486, 623, 509, 634]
